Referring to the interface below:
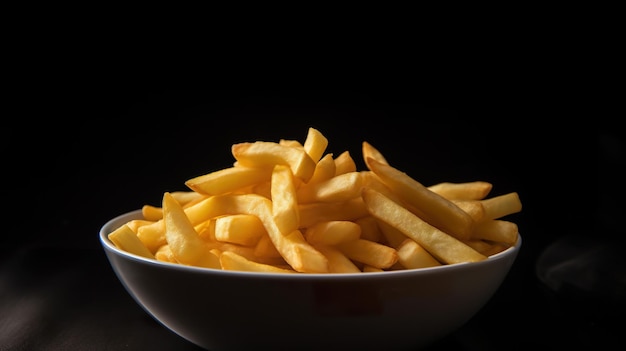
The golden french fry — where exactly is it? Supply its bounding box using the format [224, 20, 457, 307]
[296, 171, 363, 203]
[271, 165, 300, 235]
[362, 141, 389, 169]
[214, 214, 265, 246]
[334, 150, 357, 176]
[451, 200, 486, 222]
[279, 139, 303, 148]
[362, 187, 486, 264]
[108, 224, 155, 259]
[142, 205, 163, 221]
[142, 192, 205, 222]
[462, 239, 493, 252]
[362, 265, 384, 273]
[472, 219, 518, 246]
[142, 192, 207, 222]
[185, 166, 273, 196]
[284, 230, 330, 273]
[303, 127, 328, 163]
[231, 141, 317, 183]
[306, 153, 336, 186]
[336, 239, 398, 269]
[480, 192, 522, 221]
[367, 158, 474, 241]
[136, 220, 166, 254]
[354, 216, 383, 242]
[206, 240, 286, 266]
[154, 244, 177, 263]
[254, 233, 283, 259]
[298, 197, 369, 228]
[304, 221, 361, 246]
[396, 239, 442, 269]
[313, 245, 361, 273]
[250, 181, 272, 199]
[360, 171, 406, 205]
[463, 239, 508, 256]
[428, 181, 493, 200]
[453, 191, 522, 223]
[125, 219, 153, 233]
[162, 192, 221, 269]
[219, 251, 295, 273]
[194, 219, 215, 241]
[376, 220, 407, 249]
[481, 244, 508, 256]
[171, 191, 205, 207]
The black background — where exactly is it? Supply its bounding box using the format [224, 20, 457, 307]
[1, 90, 624, 350]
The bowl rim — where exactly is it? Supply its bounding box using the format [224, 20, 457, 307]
[100, 209, 522, 280]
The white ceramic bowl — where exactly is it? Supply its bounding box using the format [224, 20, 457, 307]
[100, 209, 521, 351]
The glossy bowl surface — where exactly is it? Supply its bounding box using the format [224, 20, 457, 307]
[100, 209, 521, 351]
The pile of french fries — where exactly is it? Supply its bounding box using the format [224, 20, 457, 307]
[108, 127, 522, 273]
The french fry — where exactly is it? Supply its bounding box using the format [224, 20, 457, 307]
[125, 219, 153, 233]
[254, 234, 283, 259]
[453, 191, 522, 224]
[194, 219, 215, 241]
[313, 245, 361, 273]
[154, 244, 177, 263]
[428, 181, 493, 200]
[142, 191, 205, 222]
[250, 181, 272, 199]
[302, 127, 328, 163]
[279, 139, 303, 148]
[142, 205, 163, 221]
[451, 200, 486, 223]
[162, 192, 221, 269]
[362, 187, 486, 264]
[360, 171, 406, 206]
[185, 166, 273, 196]
[362, 265, 384, 273]
[377, 220, 407, 249]
[271, 165, 300, 235]
[367, 158, 475, 241]
[354, 216, 383, 242]
[333, 150, 357, 176]
[481, 244, 509, 256]
[336, 239, 398, 269]
[362, 141, 389, 169]
[136, 220, 166, 254]
[219, 251, 296, 273]
[396, 239, 442, 269]
[296, 171, 363, 203]
[480, 192, 522, 221]
[206, 241, 287, 266]
[214, 214, 265, 246]
[463, 239, 509, 256]
[298, 197, 369, 228]
[231, 141, 317, 183]
[471, 219, 519, 246]
[304, 221, 361, 246]
[171, 191, 205, 207]
[108, 224, 154, 259]
[306, 153, 336, 186]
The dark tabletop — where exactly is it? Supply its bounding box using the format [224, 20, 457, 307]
[1, 91, 624, 350]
